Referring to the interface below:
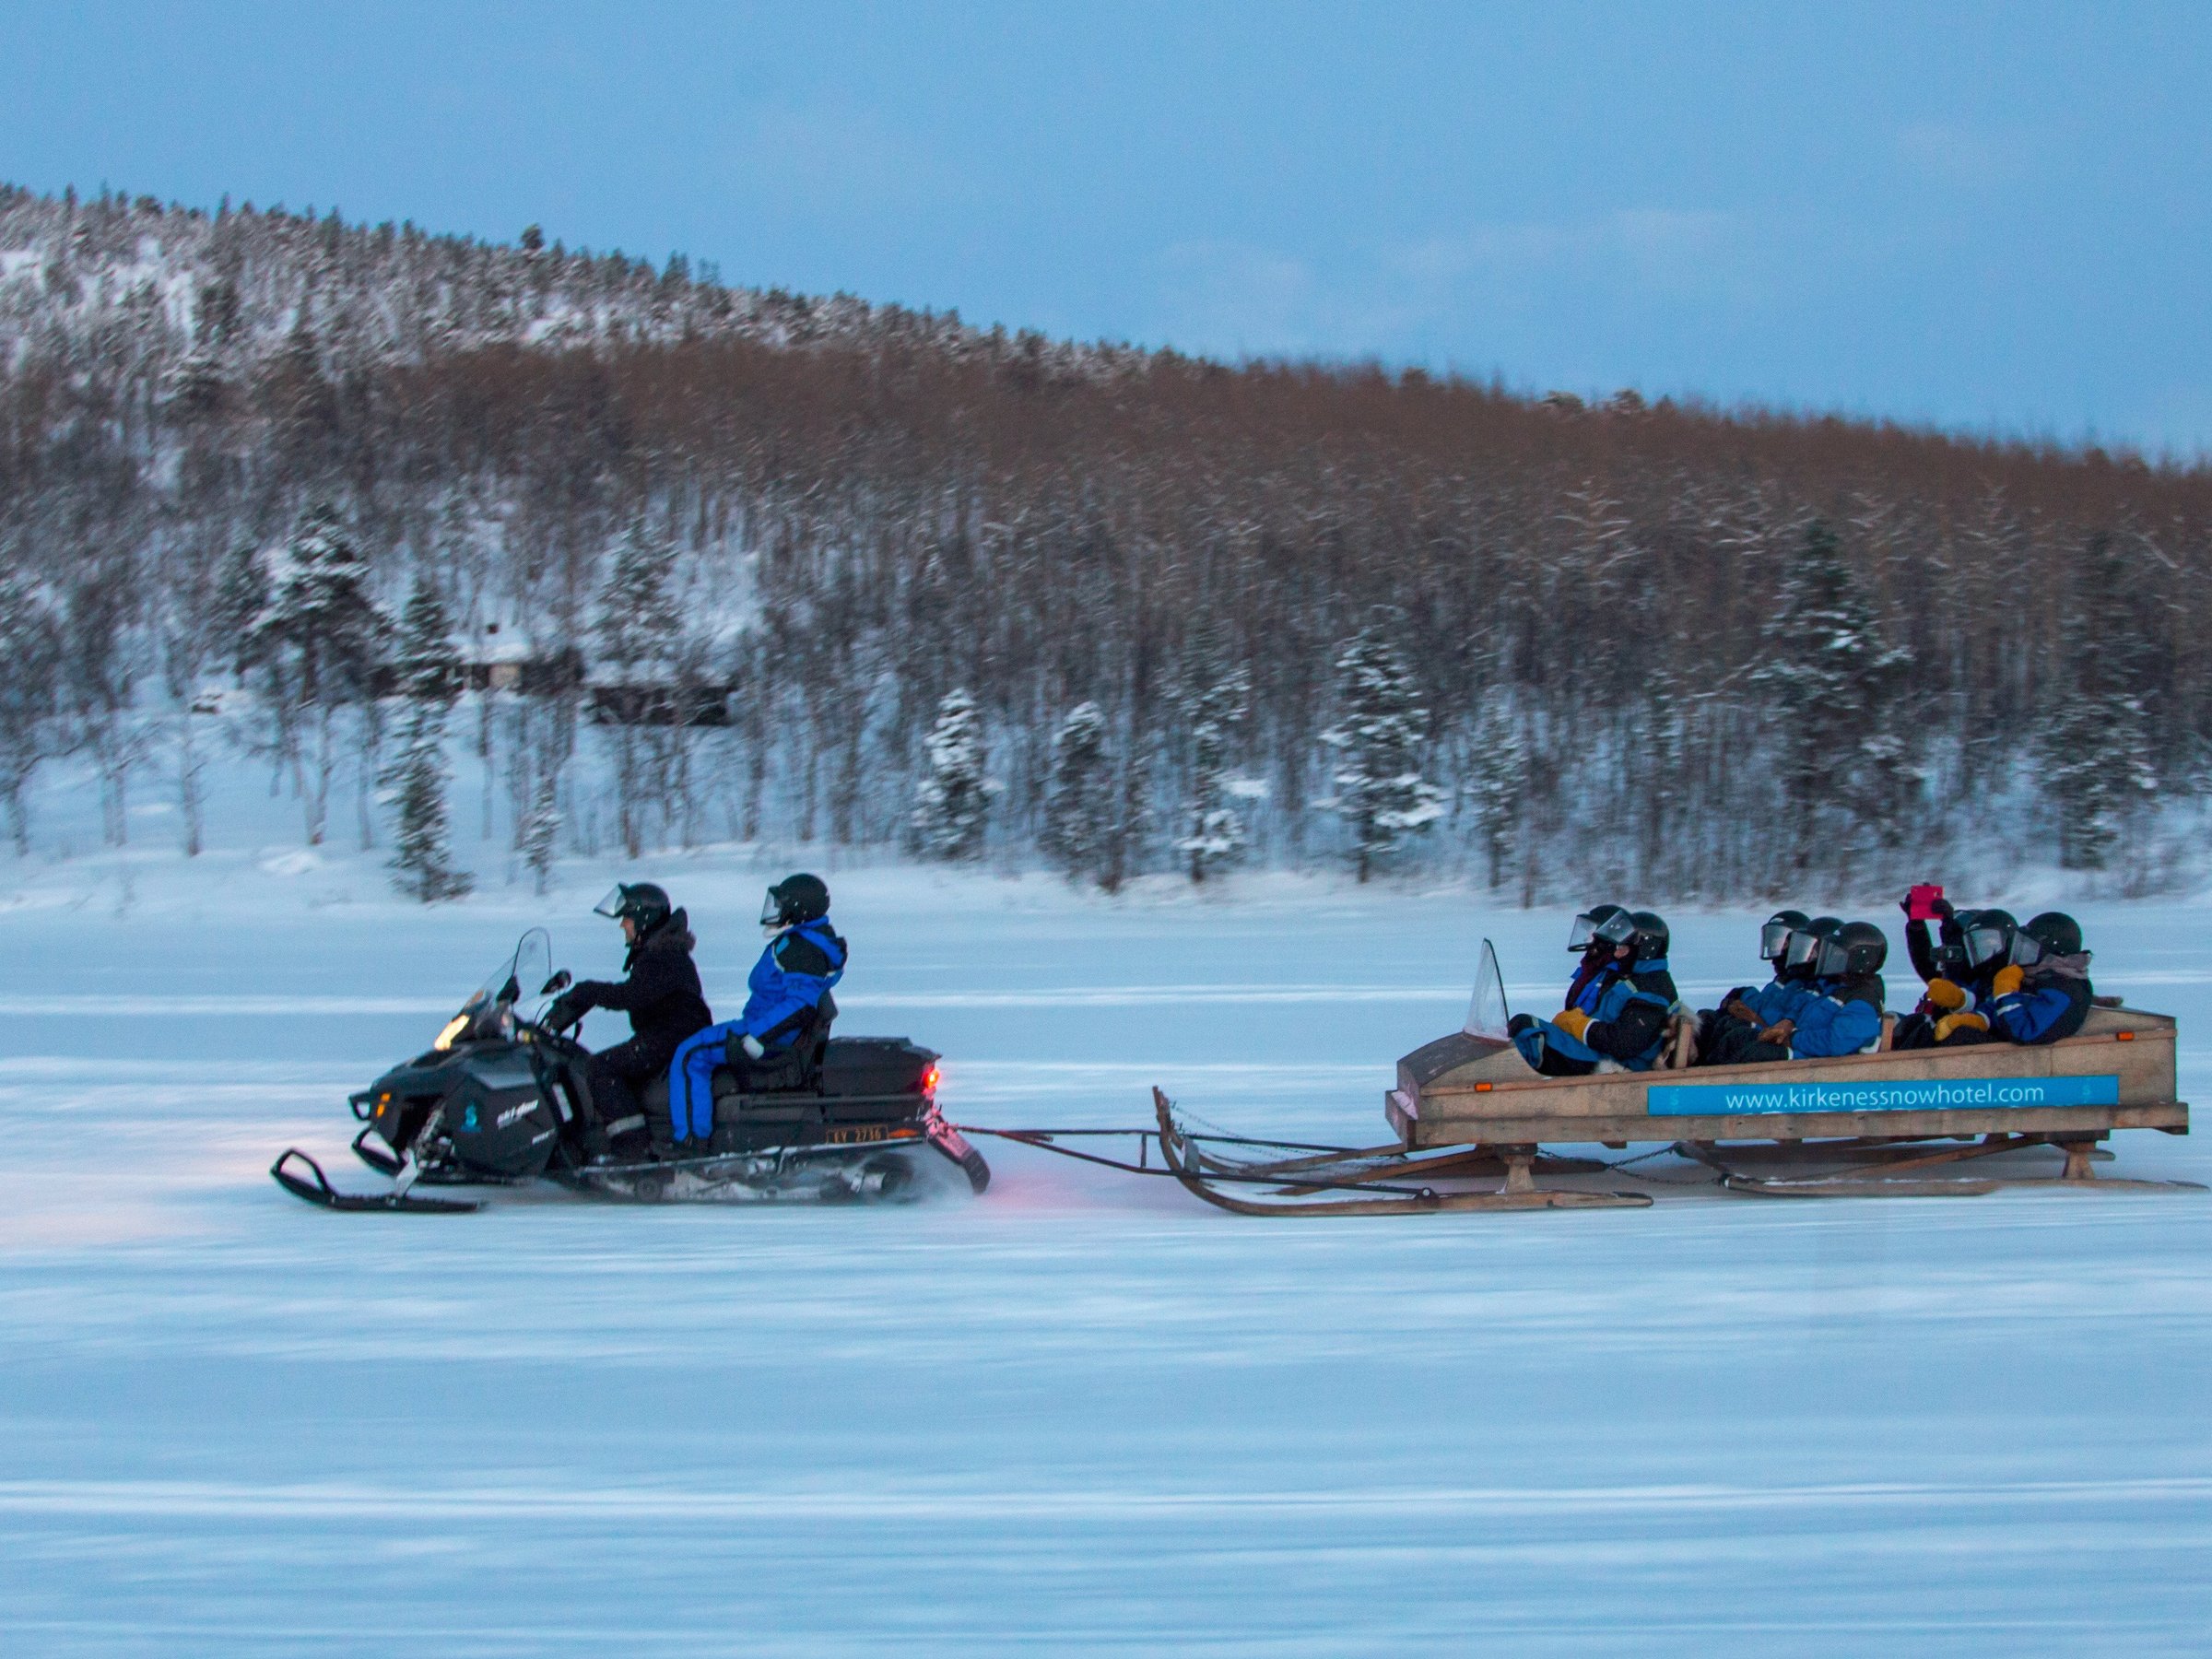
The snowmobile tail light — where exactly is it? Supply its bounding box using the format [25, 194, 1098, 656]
[433, 1014, 469, 1052]
[2117, 1030, 2136, 1041]
[923, 1064, 940, 1094]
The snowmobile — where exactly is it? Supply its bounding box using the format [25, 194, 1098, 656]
[271, 928, 990, 1213]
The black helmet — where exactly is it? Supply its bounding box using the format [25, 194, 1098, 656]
[1816, 920, 1888, 979]
[1567, 903, 1624, 953]
[1760, 909, 1811, 962]
[2018, 911, 2083, 964]
[1595, 907, 1669, 963]
[594, 881, 672, 934]
[1784, 916, 1841, 975]
[761, 872, 830, 930]
[1958, 909, 2018, 971]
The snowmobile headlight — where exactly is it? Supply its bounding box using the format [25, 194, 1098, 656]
[433, 1014, 470, 1052]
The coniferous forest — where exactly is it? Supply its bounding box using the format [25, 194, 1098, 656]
[3, 181, 2210, 900]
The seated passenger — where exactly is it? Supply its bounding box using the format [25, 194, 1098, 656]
[1697, 909, 1812, 1059]
[1510, 909, 1677, 1076]
[1899, 889, 1971, 988]
[543, 883, 713, 1158]
[665, 874, 848, 1148]
[1892, 906, 2016, 1049]
[1985, 911, 2094, 1044]
[1700, 915, 1841, 1065]
[1561, 902, 1626, 1018]
[1774, 921, 1888, 1058]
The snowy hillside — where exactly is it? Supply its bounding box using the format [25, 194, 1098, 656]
[4, 179, 2212, 905]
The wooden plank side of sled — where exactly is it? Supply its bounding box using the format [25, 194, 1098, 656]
[1389, 1099, 2189, 1150]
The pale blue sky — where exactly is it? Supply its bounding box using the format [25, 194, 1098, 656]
[6, 2, 2208, 453]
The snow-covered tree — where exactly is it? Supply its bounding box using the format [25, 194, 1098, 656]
[912, 687, 992, 861]
[65, 568, 150, 848]
[1749, 519, 1912, 872]
[0, 569, 60, 856]
[1041, 700, 1112, 885]
[594, 524, 682, 858]
[1176, 648, 1251, 884]
[383, 579, 472, 902]
[1322, 621, 1445, 882]
[249, 504, 386, 845]
[2040, 533, 2159, 870]
[1465, 690, 1529, 891]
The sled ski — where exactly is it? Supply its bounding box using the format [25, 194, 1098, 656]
[1150, 1089, 1652, 1216]
[270, 1149, 481, 1215]
[1680, 1132, 2209, 1198]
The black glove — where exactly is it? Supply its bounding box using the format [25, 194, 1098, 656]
[544, 990, 590, 1031]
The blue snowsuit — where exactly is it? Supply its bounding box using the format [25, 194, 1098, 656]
[1513, 959, 1677, 1074]
[1787, 974, 1887, 1057]
[1988, 956, 2095, 1044]
[666, 918, 847, 1143]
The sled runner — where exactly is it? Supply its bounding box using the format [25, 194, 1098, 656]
[273, 929, 988, 1213]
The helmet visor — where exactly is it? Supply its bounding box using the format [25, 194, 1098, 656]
[2010, 931, 2046, 968]
[594, 885, 628, 921]
[1760, 919, 1794, 960]
[1964, 920, 2011, 969]
[759, 887, 784, 929]
[1593, 910, 1638, 949]
[1567, 912, 1599, 952]
[1813, 937, 1849, 979]
[1784, 929, 1824, 971]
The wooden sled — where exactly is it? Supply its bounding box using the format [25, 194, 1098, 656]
[1390, 990, 2194, 1203]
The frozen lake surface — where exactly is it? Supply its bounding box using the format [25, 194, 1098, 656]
[2, 858, 2208, 1653]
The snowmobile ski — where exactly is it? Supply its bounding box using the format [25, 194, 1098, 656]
[270, 1149, 481, 1215]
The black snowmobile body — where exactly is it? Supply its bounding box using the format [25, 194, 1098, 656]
[272, 929, 989, 1213]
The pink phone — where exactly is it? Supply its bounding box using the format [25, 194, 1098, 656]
[1906, 883, 1946, 921]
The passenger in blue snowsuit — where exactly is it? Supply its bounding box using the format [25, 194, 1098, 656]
[1700, 915, 1835, 1066]
[1986, 911, 2095, 1044]
[665, 874, 847, 1147]
[1778, 922, 1888, 1058]
[1891, 906, 2035, 1050]
[1510, 910, 1677, 1077]
[1696, 909, 1812, 1063]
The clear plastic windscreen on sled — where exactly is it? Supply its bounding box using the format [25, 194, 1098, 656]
[1463, 938, 1512, 1042]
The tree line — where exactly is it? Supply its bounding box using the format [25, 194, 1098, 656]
[2, 181, 2209, 900]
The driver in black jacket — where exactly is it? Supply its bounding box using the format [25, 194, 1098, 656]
[546, 883, 712, 1156]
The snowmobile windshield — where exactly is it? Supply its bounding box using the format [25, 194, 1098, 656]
[593, 886, 628, 921]
[437, 929, 554, 1050]
[1462, 938, 1512, 1042]
[1760, 919, 1795, 960]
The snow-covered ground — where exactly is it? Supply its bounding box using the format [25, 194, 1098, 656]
[1, 850, 2209, 1653]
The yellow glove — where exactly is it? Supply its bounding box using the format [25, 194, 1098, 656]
[1925, 979, 1969, 1011]
[1934, 1010, 1990, 1042]
[1552, 1008, 1594, 1041]
[1990, 965, 2025, 998]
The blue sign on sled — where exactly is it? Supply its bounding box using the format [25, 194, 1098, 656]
[1647, 1074, 2122, 1117]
